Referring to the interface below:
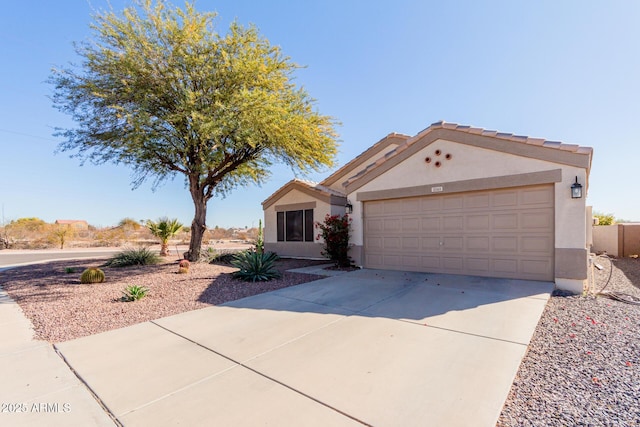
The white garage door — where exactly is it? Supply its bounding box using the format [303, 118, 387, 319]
[363, 185, 554, 281]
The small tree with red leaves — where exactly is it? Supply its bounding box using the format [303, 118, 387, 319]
[316, 214, 352, 267]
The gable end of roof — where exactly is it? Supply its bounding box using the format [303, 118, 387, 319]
[320, 133, 410, 187]
[343, 121, 593, 191]
[262, 179, 347, 210]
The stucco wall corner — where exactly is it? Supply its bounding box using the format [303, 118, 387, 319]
[555, 248, 588, 280]
[555, 278, 587, 294]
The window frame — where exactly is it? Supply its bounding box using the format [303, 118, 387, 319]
[276, 209, 314, 242]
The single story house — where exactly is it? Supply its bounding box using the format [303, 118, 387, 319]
[262, 121, 593, 293]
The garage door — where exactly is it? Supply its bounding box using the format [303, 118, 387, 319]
[363, 185, 554, 281]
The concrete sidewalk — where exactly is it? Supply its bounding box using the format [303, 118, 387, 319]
[54, 269, 552, 426]
[0, 286, 115, 426]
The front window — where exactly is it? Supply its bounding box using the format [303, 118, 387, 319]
[277, 209, 314, 242]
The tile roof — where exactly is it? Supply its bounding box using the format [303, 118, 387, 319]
[320, 133, 410, 186]
[292, 179, 346, 197]
[416, 121, 592, 154]
[342, 121, 593, 188]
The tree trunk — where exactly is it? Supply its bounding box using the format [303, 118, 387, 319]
[160, 242, 169, 257]
[186, 187, 208, 262]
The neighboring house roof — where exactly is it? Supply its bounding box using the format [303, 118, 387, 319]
[342, 121, 594, 190]
[55, 219, 88, 225]
[262, 178, 347, 210]
[319, 133, 410, 188]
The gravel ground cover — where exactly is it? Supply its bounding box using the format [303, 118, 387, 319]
[0, 257, 326, 343]
[498, 256, 640, 426]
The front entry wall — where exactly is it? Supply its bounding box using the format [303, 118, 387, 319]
[363, 185, 554, 281]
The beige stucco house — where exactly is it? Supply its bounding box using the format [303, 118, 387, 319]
[262, 121, 593, 293]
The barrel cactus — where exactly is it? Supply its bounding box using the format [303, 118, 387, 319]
[80, 267, 105, 284]
[178, 259, 190, 274]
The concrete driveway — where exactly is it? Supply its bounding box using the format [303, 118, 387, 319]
[56, 269, 553, 426]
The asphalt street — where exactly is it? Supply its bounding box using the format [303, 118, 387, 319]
[0, 249, 121, 268]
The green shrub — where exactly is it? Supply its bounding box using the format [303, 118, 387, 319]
[231, 250, 281, 282]
[593, 211, 616, 226]
[316, 214, 352, 268]
[65, 267, 76, 274]
[121, 285, 149, 301]
[104, 247, 161, 267]
[203, 247, 240, 264]
[80, 267, 105, 284]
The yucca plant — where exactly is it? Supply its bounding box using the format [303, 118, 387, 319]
[203, 248, 238, 264]
[80, 267, 105, 284]
[104, 247, 161, 267]
[146, 217, 183, 256]
[121, 285, 149, 302]
[231, 250, 281, 282]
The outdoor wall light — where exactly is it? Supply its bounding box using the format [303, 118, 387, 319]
[345, 200, 354, 214]
[571, 176, 583, 199]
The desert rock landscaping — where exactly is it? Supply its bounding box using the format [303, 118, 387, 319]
[0, 258, 326, 343]
[498, 257, 640, 426]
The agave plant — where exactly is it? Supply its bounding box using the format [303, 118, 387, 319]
[146, 217, 183, 256]
[231, 250, 281, 282]
[121, 285, 149, 302]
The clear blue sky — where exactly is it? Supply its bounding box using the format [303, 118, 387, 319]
[1, 1, 639, 228]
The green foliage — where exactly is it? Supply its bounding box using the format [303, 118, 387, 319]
[316, 214, 352, 268]
[231, 250, 281, 282]
[146, 217, 183, 256]
[65, 267, 76, 274]
[49, 0, 338, 262]
[202, 247, 240, 264]
[50, 225, 74, 249]
[9, 217, 47, 232]
[104, 247, 161, 267]
[80, 267, 105, 284]
[4, 218, 49, 249]
[121, 285, 149, 302]
[593, 211, 616, 226]
[255, 219, 264, 254]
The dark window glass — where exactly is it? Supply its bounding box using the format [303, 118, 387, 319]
[285, 210, 303, 241]
[304, 209, 314, 242]
[276, 212, 284, 242]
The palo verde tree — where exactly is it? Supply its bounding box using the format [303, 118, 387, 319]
[50, 0, 338, 261]
[50, 224, 75, 249]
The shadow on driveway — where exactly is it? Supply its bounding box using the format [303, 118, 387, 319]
[55, 268, 553, 427]
[218, 268, 553, 344]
